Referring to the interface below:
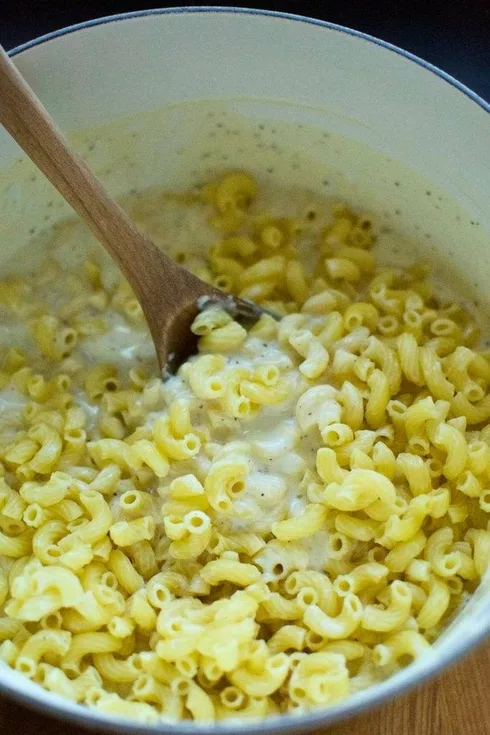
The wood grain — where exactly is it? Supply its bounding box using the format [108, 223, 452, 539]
[1, 641, 489, 734]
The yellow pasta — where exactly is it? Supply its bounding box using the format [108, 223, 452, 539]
[0, 170, 489, 724]
[271, 503, 327, 541]
[15, 629, 72, 678]
[109, 517, 155, 547]
[229, 653, 289, 697]
[362, 581, 412, 632]
[416, 576, 451, 629]
[372, 630, 430, 668]
[289, 651, 349, 707]
[200, 557, 260, 587]
[303, 595, 363, 639]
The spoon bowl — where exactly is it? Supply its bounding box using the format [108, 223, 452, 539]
[0, 45, 267, 373]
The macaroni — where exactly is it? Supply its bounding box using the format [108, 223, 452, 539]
[0, 170, 488, 723]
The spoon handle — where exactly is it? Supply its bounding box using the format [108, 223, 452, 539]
[0, 47, 208, 338]
[0, 47, 268, 371]
[0, 48, 152, 278]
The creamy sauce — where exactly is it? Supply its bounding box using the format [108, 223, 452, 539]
[0, 153, 489, 719]
[0, 181, 486, 560]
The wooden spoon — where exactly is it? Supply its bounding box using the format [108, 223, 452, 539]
[0, 46, 266, 372]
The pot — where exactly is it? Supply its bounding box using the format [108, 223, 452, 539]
[0, 8, 489, 734]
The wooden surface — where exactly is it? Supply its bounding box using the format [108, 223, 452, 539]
[1, 640, 489, 734]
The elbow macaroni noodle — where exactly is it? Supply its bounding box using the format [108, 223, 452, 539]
[0, 170, 489, 723]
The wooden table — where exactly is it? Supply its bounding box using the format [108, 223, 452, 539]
[1, 641, 489, 734]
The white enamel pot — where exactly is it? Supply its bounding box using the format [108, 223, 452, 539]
[0, 7, 489, 734]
